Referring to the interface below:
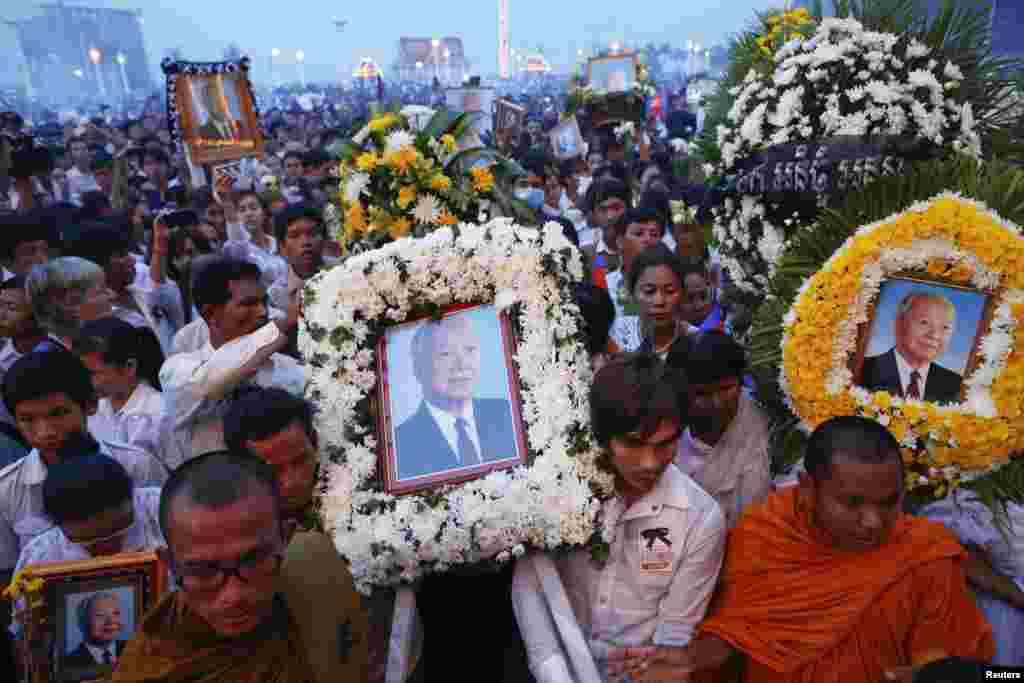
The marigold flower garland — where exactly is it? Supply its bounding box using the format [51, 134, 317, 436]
[300, 219, 615, 592]
[781, 194, 1024, 497]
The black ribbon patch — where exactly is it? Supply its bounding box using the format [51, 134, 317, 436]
[641, 527, 672, 550]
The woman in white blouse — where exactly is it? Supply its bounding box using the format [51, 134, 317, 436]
[610, 245, 697, 357]
[75, 317, 165, 460]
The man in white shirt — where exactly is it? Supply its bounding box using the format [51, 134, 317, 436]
[66, 136, 100, 206]
[669, 332, 771, 528]
[512, 355, 726, 682]
[160, 258, 306, 470]
[0, 351, 167, 578]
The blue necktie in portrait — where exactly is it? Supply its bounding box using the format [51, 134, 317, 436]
[455, 418, 479, 465]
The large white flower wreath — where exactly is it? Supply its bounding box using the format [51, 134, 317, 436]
[299, 219, 616, 592]
[712, 17, 980, 296]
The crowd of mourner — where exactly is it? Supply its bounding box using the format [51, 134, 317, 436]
[0, 66, 1020, 683]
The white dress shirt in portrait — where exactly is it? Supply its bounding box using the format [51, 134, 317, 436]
[512, 465, 726, 682]
[424, 401, 482, 465]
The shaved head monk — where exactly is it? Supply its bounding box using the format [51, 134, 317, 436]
[608, 416, 995, 683]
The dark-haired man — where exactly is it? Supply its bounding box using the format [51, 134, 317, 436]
[581, 178, 631, 281]
[668, 332, 770, 529]
[112, 451, 369, 682]
[160, 258, 306, 469]
[514, 354, 725, 681]
[605, 206, 666, 321]
[268, 205, 328, 316]
[609, 416, 995, 683]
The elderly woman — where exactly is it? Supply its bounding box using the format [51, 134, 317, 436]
[26, 256, 114, 349]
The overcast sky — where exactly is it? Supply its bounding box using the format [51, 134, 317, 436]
[4, 0, 776, 82]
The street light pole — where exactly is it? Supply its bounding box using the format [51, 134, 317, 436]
[89, 47, 106, 97]
[116, 53, 130, 96]
[296, 49, 306, 88]
[271, 47, 281, 87]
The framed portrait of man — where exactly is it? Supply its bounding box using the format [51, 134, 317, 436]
[165, 59, 265, 166]
[495, 99, 526, 144]
[376, 304, 528, 495]
[549, 116, 585, 161]
[14, 551, 166, 683]
[852, 277, 994, 405]
[587, 53, 638, 94]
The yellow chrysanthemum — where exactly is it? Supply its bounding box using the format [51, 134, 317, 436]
[430, 175, 453, 192]
[437, 210, 458, 226]
[470, 167, 495, 193]
[356, 152, 379, 172]
[345, 203, 366, 241]
[385, 147, 420, 174]
[441, 134, 457, 152]
[368, 114, 399, 133]
[397, 185, 418, 210]
[389, 217, 412, 239]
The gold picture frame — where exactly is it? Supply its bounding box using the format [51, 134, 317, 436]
[13, 551, 167, 683]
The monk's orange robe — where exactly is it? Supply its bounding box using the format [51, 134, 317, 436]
[698, 487, 995, 682]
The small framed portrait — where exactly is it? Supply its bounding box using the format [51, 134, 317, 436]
[165, 59, 265, 166]
[549, 116, 585, 161]
[376, 304, 528, 495]
[495, 99, 526, 140]
[852, 277, 995, 404]
[16, 552, 166, 683]
[587, 53, 638, 94]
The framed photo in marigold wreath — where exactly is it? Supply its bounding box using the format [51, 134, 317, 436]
[376, 304, 528, 495]
[852, 276, 994, 405]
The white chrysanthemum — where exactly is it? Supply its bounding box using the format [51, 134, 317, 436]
[412, 194, 441, 225]
[344, 172, 370, 202]
[943, 61, 964, 81]
[385, 129, 415, 154]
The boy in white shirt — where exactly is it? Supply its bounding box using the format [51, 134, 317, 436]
[512, 354, 726, 682]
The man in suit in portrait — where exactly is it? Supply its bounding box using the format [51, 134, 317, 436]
[193, 76, 245, 141]
[860, 292, 963, 404]
[64, 592, 128, 669]
[394, 315, 519, 480]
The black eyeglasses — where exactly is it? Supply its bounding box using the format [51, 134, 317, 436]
[173, 545, 284, 593]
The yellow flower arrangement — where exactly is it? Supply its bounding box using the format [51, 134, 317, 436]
[389, 217, 412, 239]
[397, 185, 417, 210]
[438, 210, 458, 227]
[758, 7, 815, 57]
[430, 175, 452, 192]
[368, 113, 399, 133]
[782, 195, 1024, 495]
[337, 108, 512, 253]
[3, 567, 44, 602]
[470, 167, 495, 193]
[356, 152, 380, 172]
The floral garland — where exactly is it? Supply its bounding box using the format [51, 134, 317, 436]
[780, 193, 1024, 498]
[300, 219, 615, 592]
[711, 17, 979, 296]
[334, 106, 504, 256]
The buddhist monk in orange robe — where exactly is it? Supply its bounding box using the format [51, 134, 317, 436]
[608, 416, 995, 683]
